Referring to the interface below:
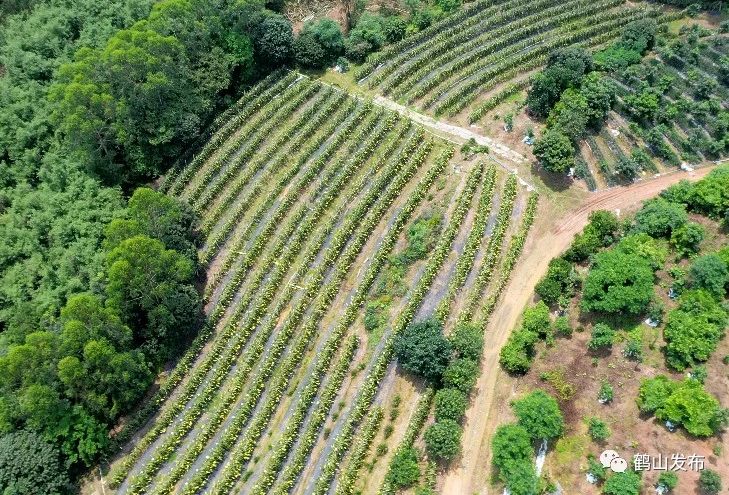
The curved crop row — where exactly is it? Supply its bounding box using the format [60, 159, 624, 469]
[239, 136, 434, 495]
[125, 110, 397, 495]
[183, 81, 320, 207]
[434, 165, 497, 322]
[165, 72, 299, 196]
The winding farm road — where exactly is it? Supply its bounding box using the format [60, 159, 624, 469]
[440, 165, 715, 495]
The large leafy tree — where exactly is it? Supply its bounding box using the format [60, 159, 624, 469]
[394, 318, 452, 382]
[633, 198, 688, 238]
[582, 250, 655, 315]
[424, 419, 462, 461]
[106, 235, 201, 362]
[547, 88, 589, 141]
[689, 254, 728, 298]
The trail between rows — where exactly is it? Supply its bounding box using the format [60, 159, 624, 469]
[372, 96, 527, 165]
[440, 165, 715, 495]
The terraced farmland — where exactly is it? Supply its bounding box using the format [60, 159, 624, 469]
[106, 70, 537, 495]
[356, 0, 665, 119]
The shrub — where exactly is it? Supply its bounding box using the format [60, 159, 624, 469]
[553, 316, 572, 337]
[0, 431, 70, 495]
[587, 417, 611, 441]
[581, 250, 654, 315]
[512, 390, 564, 441]
[424, 420, 462, 461]
[699, 469, 722, 494]
[689, 254, 728, 299]
[533, 128, 574, 173]
[449, 323, 483, 361]
[434, 388, 468, 422]
[598, 381, 614, 404]
[442, 358, 479, 394]
[670, 222, 704, 256]
[387, 447, 420, 488]
[657, 472, 678, 492]
[602, 470, 641, 495]
[588, 323, 615, 351]
[535, 257, 576, 306]
[633, 198, 688, 238]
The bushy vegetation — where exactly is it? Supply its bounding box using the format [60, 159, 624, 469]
[637, 376, 728, 437]
[394, 318, 452, 382]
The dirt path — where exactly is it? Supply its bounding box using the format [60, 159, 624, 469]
[372, 96, 527, 165]
[439, 165, 715, 495]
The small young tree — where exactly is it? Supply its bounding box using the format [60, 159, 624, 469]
[533, 128, 574, 173]
[657, 472, 678, 493]
[442, 358, 479, 394]
[434, 388, 468, 422]
[699, 469, 722, 495]
[602, 470, 641, 495]
[387, 447, 420, 488]
[588, 323, 615, 351]
[449, 323, 483, 361]
[424, 420, 462, 461]
[689, 254, 728, 299]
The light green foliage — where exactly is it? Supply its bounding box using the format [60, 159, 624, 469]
[602, 470, 642, 495]
[491, 424, 538, 495]
[587, 417, 611, 441]
[499, 302, 551, 374]
[533, 128, 574, 173]
[582, 250, 655, 315]
[663, 290, 727, 370]
[387, 447, 420, 488]
[598, 381, 614, 404]
[670, 222, 704, 257]
[588, 323, 615, 351]
[512, 389, 564, 440]
[442, 358, 479, 394]
[424, 419, 462, 461]
[434, 388, 468, 422]
[638, 376, 727, 437]
[565, 210, 619, 262]
[614, 233, 667, 270]
[657, 472, 678, 492]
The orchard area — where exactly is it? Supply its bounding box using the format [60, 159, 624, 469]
[494, 166, 729, 495]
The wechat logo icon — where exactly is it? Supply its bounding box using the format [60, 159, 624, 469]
[600, 450, 628, 473]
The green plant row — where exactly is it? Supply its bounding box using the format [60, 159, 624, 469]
[204, 103, 379, 305]
[377, 389, 436, 495]
[240, 135, 432, 495]
[110, 100, 371, 488]
[354, 0, 508, 81]
[191, 86, 338, 217]
[396, 0, 620, 103]
[433, 8, 653, 115]
[311, 148, 493, 495]
[245, 334, 360, 495]
[198, 90, 347, 236]
[262, 146, 452, 495]
[382, 0, 599, 97]
[160, 70, 288, 193]
[126, 111, 398, 495]
[169, 121, 424, 495]
[183, 81, 320, 207]
[457, 174, 518, 324]
[478, 192, 539, 325]
[435, 164, 496, 323]
[165, 72, 299, 196]
[332, 407, 385, 495]
[199, 96, 358, 267]
[374, 0, 562, 92]
[469, 79, 531, 123]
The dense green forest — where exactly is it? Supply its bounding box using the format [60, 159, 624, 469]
[0, 0, 470, 491]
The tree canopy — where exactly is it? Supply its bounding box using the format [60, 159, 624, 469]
[511, 390, 564, 441]
[581, 250, 655, 315]
[394, 318, 452, 382]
